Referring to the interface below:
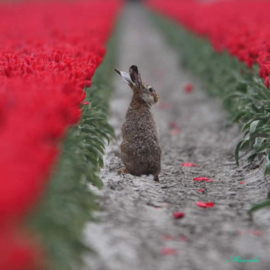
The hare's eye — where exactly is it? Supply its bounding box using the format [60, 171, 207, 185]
[148, 87, 153, 92]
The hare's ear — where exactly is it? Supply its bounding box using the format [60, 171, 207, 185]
[115, 69, 134, 87]
[129, 65, 142, 87]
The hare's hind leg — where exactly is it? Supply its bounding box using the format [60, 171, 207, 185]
[117, 167, 129, 175]
[153, 175, 160, 182]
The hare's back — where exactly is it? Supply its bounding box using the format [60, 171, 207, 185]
[122, 109, 157, 136]
[121, 117, 160, 159]
[120, 136, 161, 176]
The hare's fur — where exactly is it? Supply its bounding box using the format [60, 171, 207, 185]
[115, 65, 161, 181]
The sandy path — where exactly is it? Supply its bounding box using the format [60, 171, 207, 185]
[83, 5, 270, 270]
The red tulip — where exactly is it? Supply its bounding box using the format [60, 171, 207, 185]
[0, 1, 123, 269]
[265, 76, 269, 88]
[0, 229, 44, 270]
[146, 0, 270, 86]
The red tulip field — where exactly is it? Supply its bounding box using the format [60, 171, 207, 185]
[147, 0, 270, 77]
[146, 0, 270, 151]
[0, 1, 122, 270]
[1, 0, 270, 269]
[146, 0, 270, 207]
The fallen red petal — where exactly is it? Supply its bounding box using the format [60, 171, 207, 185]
[180, 235, 188, 242]
[205, 202, 214, 207]
[197, 189, 204, 192]
[237, 230, 262, 236]
[193, 177, 209, 181]
[170, 127, 180, 136]
[169, 121, 177, 128]
[238, 181, 245, 184]
[161, 248, 177, 255]
[182, 162, 198, 167]
[193, 177, 214, 182]
[172, 212, 185, 219]
[162, 234, 175, 241]
[195, 201, 214, 208]
[250, 230, 262, 236]
[184, 83, 193, 93]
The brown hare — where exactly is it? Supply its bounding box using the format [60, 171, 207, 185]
[115, 65, 161, 182]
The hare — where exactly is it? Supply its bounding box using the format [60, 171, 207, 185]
[115, 65, 161, 182]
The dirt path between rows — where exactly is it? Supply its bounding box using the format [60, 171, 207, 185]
[83, 5, 270, 270]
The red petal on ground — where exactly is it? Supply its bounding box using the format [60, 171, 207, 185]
[193, 177, 208, 181]
[195, 201, 214, 208]
[169, 122, 180, 135]
[238, 181, 245, 184]
[162, 234, 174, 241]
[169, 122, 177, 128]
[182, 162, 198, 167]
[180, 235, 188, 242]
[161, 248, 177, 255]
[193, 177, 214, 182]
[172, 212, 185, 219]
[170, 127, 180, 136]
[82, 101, 89, 105]
[205, 202, 214, 207]
[184, 83, 193, 92]
[250, 230, 262, 236]
[197, 189, 204, 192]
[237, 230, 262, 236]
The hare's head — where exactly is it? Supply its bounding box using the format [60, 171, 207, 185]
[115, 65, 159, 105]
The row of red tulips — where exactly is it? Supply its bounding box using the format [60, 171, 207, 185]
[146, 0, 270, 87]
[147, 0, 270, 211]
[0, 1, 122, 269]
